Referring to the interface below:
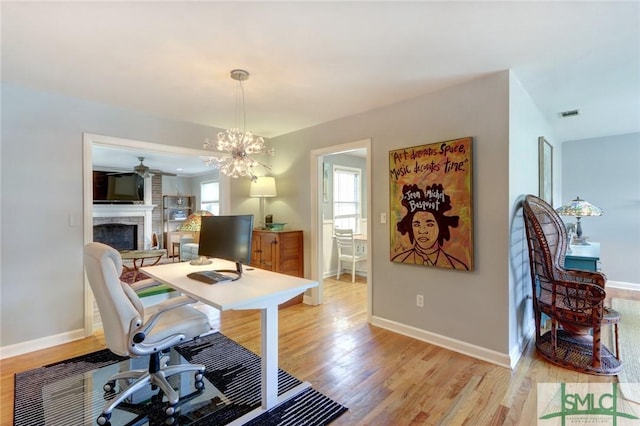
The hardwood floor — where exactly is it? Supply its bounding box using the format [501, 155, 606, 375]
[2, 277, 637, 425]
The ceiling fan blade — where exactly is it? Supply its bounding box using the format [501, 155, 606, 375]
[149, 169, 177, 177]
[132, 157, 176, 177]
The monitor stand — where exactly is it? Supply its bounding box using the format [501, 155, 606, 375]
[214, 262, 244, 281]
[190, 256, 212, 266]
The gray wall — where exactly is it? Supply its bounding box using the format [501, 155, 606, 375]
[0, 72, 532, 361]
[258, 71, 517, 357]
[1, 83, 218, 347]
[162, 172, 220, 211]
[3, 75, 635, 363]
[561, 133, 640, 284]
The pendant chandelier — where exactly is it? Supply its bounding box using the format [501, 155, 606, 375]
[204, 69, 270, 182]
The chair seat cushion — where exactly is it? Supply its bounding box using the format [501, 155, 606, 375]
[143, 304, 210, 345]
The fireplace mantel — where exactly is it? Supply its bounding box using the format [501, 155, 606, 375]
[93, 204, 156, 217]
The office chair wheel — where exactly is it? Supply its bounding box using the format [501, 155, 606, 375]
[96, 412, 111, 425]
[103, 380, 116, 392]
[165, 403, 178, 417]
[194, 370, 205, 389]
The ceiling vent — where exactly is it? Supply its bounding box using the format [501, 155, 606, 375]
[560, 109, 580, 118]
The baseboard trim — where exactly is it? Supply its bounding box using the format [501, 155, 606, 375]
[607, 280, 640, 291]
[323, 269, 367, 279]
[510, 325, 535, 369]
[0, 328, 86, 360]
[371, 316, 512, 369]
[303, 293, 315, 305]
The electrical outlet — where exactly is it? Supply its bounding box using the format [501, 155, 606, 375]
[416, 294, 424, 307]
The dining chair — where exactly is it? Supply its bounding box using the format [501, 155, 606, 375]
[334, 228, 367, 283]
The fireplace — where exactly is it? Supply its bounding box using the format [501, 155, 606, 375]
[93, 204, 155, 250]
[94, 223, 138, 250]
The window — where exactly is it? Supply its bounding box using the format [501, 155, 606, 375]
[200, 181, 220, 215]
[333, 165, 361, 233]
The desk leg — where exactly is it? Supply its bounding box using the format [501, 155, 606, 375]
[227, 305, 311, 426]
[262, 306, 278, 409]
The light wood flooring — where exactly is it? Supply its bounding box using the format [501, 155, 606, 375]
[2, 277, 638, 425]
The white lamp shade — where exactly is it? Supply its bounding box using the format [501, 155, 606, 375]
[250, 176, 277, 197]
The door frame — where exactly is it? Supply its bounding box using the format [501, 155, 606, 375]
[308, 138, 372, 322]
[82, 133, 228, 334]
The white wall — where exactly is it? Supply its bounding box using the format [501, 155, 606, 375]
[0, 83, 219, 349]
[507, 72, 559, 364]
[561, 133, 640, 285]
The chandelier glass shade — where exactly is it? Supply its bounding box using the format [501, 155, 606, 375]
[204, 69, 269, 182]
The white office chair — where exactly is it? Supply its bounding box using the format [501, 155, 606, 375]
[335, 228, 367, 283]
[84, 242, 212, 425]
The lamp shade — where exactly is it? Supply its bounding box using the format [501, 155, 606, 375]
[178, 210, 214, 232]
[250, 176, 277, 198]
[555, 196, 603, 217]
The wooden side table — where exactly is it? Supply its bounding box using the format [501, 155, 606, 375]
[120, 249, 167, 280]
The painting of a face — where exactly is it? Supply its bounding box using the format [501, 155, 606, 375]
[389, 138, 473, 270]
[412, 211, 439, 250]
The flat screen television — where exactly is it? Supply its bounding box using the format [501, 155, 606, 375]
[93, 171, 144, 204]
[194, 215, 254, 279]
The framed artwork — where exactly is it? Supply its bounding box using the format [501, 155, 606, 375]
[389, 137, 473, 271]
[538, 137, 553, 205]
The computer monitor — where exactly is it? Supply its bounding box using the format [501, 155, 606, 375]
[195, 215, 254, 278]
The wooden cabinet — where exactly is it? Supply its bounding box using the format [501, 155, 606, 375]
[162, 195, 195, 248]
[251, 230, 304, 307]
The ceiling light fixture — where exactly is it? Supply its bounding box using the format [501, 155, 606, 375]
[203, 69, 270, 182]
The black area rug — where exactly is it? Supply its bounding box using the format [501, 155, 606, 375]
[14, 332, 347, 426]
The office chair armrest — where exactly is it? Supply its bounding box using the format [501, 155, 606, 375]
[149, 295, 198, 313]
[131, 295, 200, 344]
[129, 278, 163, 292]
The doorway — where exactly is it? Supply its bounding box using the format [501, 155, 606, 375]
[82, 133, 227, 334]
[309, 139, 372, 323]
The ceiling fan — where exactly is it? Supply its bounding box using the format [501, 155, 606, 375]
[133, 156, 176, 178]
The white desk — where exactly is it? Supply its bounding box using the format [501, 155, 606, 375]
[141, 260, 318, 424]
